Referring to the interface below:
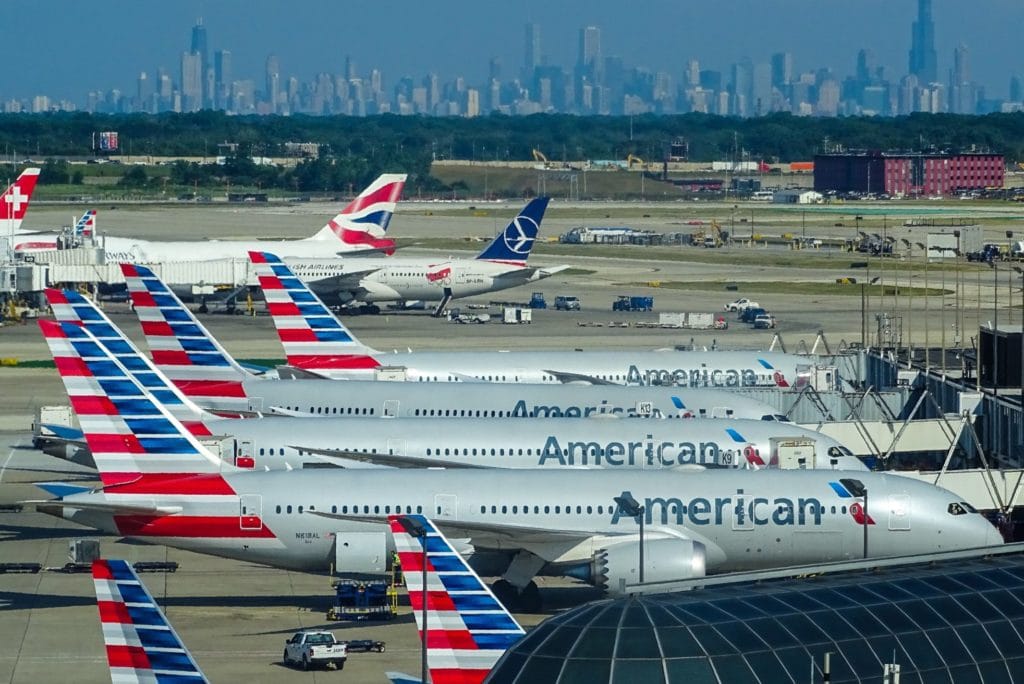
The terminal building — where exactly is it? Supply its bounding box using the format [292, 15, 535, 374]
[813, 151, 1004, 197]
[487, 545, 1024, 683]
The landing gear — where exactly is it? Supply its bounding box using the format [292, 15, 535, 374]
[490, 579, 542, 612]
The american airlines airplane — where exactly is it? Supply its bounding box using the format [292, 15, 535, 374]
[23, 173, 406, 260]
[116, 267, 785, 420]
[44, 288, 854, 473]
[285, 197, 568, 314]
[252, 250, 827, 388]
[32, 318, 1001, 609]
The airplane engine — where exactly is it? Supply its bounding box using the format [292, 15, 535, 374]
[333, 531, 394, 577]
[588, 538, 706, 595]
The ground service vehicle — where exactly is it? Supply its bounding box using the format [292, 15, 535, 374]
[754, 313, 777, 329]
[529, 292, 547, 308]
[283, 631, 348, 670]
[341, 639, 386, 653]
[741, 306, 768, 323]
[613, 295, 654, 311]
[555, 295, 581, 310]
[724, 298, 759, 312]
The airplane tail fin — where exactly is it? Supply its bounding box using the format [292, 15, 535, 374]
[74, 209, 97, 237]
[249, 251, 382, 375]
[92, 559, 209, 684]
[388, 515, 524, 684]
[0, 167, 41, 233]
[39, 319, 229, 486]
[475, 197, 549, 264]
[45, 288, 216, 437]
[309, 173, 406, 254]
[120, 263, 254, 411]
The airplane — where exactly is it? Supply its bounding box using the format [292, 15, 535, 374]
[20, 173, 406, 260]
[42, 288, 859, 473]
[283, 197, 569, 315]
[32, 317, 1001, 610]
[251, 250, 827, 388]
[117, 266, 788, 420]
[0, 167, 41, 237]
[385, 514, 524, 684]
[92, 558, 209, 683]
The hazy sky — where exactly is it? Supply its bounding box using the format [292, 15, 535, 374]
[7, 1, 1024, 102]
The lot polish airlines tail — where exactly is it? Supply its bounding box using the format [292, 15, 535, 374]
[387, 514, 525, 684]
[0, 167, 41, 234]
[120, 263, 254, 412]
[92, 559, 209, 684]
[250, 250, 382, 375]
[306, 173, 406, 254]
[45, 288, 218, 437]
[474, 197, 549, 265]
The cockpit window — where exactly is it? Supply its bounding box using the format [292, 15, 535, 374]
[948, 503, 968, 516]
[961, 501, 977, 513]
[774, 414, 790, 422]
[761, 415, 774, 421]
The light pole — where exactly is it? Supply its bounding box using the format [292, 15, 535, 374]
[916, 242, 929, 372]
[1015, 267, 1024, 413]
[989, 261, 999, 397]
[614, 492, 645, 584]
[397, 516, 429, 684]
[901, 239, 913, 359]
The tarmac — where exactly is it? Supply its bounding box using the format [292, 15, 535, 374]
[0, 199, 1001, 682]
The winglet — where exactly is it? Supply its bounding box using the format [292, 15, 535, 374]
[388, 515, 524, 684]
[249, 251, 382, 375]
[92, 559, 209, 683]
[310, 173, 406, 254]
[0, 167, 41, 232]
[476, 197, 549, 264]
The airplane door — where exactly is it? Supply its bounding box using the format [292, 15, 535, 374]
[435, 494, 458, 519]
[888, 494, 911, 531]
[240, 494, 262, 531]
[248, 397, 264, 413]
[387, 439, 405, 456]
[382, 400, 400, 418]
[236, 440, 255, 469]
[732, 493, 754, 531]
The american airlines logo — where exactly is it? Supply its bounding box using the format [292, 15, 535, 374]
[627, 365, 765, 388]
[610, 489, 824, 526]
[538, 435, 753, 468]
[503, 215, 537, 255]
[510, 399, 662, 418]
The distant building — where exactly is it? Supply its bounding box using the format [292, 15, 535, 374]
[773, 190, 823, 204]
[814, 151, 1004, 197]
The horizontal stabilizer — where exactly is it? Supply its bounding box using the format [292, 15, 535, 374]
[37, 423, 85, 442]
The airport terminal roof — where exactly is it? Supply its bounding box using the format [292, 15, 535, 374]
[486, 545, 1024, 684]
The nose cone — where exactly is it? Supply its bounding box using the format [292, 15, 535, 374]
[983, 518, 1006, 547]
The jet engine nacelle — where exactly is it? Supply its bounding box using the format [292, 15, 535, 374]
[333, 531, 394, 577]
[593, 538, 706, 595]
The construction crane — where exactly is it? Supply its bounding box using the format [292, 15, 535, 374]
[626, 154, 646, 170]
[532, 148, 554, 169]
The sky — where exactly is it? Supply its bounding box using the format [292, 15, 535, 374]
[6, 0, 1024, 103]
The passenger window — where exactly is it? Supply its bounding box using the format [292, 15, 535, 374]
[286, 505, 292, 514]
[276, 505, 281, 513]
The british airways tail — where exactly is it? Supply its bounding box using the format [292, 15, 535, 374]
[388, 514, 525, 684]
[475, 197, 549, 265]
[38, 319, 229, 486]
[74, 209, 97, 237]
[308, 173, 406, 254]
[45, 287, 217, 437]
[0, 167, 40, 234]
[121, 263, 255, 411]
[92, 559, 209, 684]
[249, 250, 382, 375]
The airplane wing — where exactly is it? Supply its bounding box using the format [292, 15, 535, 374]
[290, 446, 492, 469]
[25, 499, 183, 516]
[535, 265, 572, 277]
[543, 369, 618, 385]
[307, 267, 381, 288]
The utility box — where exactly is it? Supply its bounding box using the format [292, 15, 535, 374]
[771, 437, 818, 469]
[503, 307, 532, 324]
[69, 539, 101, 565]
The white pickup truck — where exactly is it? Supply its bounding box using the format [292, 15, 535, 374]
[283, 630, 348, 670]
[724, 297, 759, 312]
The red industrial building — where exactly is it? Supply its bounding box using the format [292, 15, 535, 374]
[813, 151, 1004, 197]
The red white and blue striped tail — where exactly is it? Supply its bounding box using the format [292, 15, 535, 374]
[120, 264, 253, 412]
[249, 251, 381, 376]
[74, 209, 97, 237]
[38, 319, 228, 487]
[45, 288, 216, 438]
[388, 515, 525, 684]
[309, 173, 406, 255]
[92, 559, 209, 684]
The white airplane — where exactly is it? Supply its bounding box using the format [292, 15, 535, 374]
[43, 288, 857, 473]
[33, 317, 1001, 610]
[91, 559, 209, 683]
[285, 197, 568, 314]
[21, 173, 406, 260]
[115, 266, 786, 419]
[252, 250, 825, 388]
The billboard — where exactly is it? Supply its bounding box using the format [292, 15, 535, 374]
[98, 131, 119, 152]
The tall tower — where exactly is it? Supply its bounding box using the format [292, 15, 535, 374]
[190, 18, 209, 107]
[265, 54, 280, 113]
[908, 0, 937, 83]
[524, 22, 541, 77]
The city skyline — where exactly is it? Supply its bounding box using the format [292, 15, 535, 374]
[5, 0, 1024, 117]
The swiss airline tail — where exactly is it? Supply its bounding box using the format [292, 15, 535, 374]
[38, 319, 228, 487]
[309, 173, 406, 255]
[92, 559, 209, 684]
[388, 515, 525, 684]
[249, 251, 382, 374]
[0, 167, 41, 232]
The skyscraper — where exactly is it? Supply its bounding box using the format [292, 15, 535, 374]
[214, 50, 231, 110]
[265, 55, 280, 113]
[180, 52, 202, 112]
[908, 0, 937, 84]
[578, 26, 601, 74]
[524, 22, 541, 77]
[190, 19, 208, 106]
